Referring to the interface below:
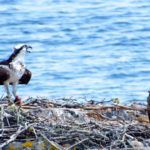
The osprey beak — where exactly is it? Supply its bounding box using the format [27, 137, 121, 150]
[27, 46, 32, 53]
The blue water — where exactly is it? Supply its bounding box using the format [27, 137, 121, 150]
[0, 0, 150, 102]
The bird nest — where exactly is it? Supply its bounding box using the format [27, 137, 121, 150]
[0, 97, 150, 150]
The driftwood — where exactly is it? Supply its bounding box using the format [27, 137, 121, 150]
[0, 97, 150, 149]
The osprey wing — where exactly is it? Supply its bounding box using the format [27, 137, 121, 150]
[19, 68, 32, 84]
[0, 59, 9, 65]
[0, 67, 10, 85]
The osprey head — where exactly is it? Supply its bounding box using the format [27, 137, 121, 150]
[13, 44, 32, 53]
[9, 44, 32, 62]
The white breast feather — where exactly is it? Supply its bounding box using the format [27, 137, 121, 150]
[9, 62, 25, 82]
[0, 60, 25, 83]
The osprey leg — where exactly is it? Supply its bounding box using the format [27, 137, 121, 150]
[12, 82, 17, 97]
[4, 82, 11, 99]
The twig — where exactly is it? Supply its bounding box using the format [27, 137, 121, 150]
[39, 132, 64, 150]
[30, 126, 37, 139]
[0, 105, 4, 136]
[66, 138, 89, 150]
[0, 124, 32, 149]
[84, 105, 147, 111]
[124, 133, 135, 140]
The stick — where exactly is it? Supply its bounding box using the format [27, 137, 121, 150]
[0, 124, 32, 148]
[39, 132, 64, 150]
[0, 105, 4, 132]
[66, 138, 89, 150]
[84, 105, 147, 111]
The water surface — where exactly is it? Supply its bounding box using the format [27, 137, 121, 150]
[0, 0, 150, 102]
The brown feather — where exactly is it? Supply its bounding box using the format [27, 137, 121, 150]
[19, 68, 32, 84]
[0, 67, 10, 84]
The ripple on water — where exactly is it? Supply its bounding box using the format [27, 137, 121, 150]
[0, 0, 150, 102]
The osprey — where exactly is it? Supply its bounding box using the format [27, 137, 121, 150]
[0, 44, 32, 105]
